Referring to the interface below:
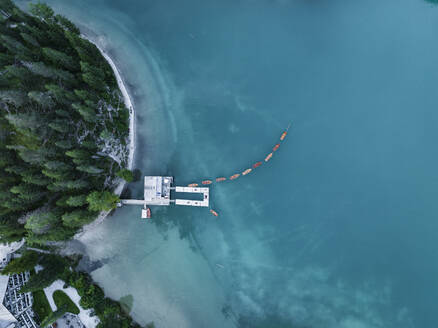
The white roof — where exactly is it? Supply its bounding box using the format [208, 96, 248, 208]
[0, 240, 24, 263]
[0, 275, 16, 327]
[144, 176, 172, 205]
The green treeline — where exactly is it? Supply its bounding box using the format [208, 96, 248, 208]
[53, 289, 80, 315]
[0, 0, 133, 244]
[2, 249, 146, 327]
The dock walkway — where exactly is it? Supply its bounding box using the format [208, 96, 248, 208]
[119, 176, 210, 217]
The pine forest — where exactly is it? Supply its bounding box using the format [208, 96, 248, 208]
[0, 0, 132, 245]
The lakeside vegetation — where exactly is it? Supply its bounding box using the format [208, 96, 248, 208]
[0, 0, 132, 245]
[53, 289, 80, 315]
[3, 248, 146, 327]
[0, 0, 145, 326]
[32, 289, 52, 323]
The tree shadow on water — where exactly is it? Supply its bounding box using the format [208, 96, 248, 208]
[119, 294, 134, 313]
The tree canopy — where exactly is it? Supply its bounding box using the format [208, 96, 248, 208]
[116, 169, 134, 183]
[87, 191, 120, 212]
[0, 0, 131, 244]
[1, 250, 39, 274]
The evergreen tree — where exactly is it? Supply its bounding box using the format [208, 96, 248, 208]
[19, 148, 52, 164]
[55, 195, 69, 207]
[20, 32, 39, 47]
[23, 61, 56, 78]
[55, 109, 70, 118]
[76, 165, 103, 174]
[53, 179, 89, 190]
[19, 254, 67, 292]
[65, 149, 90, 159]
[80, 61, 105, 91]
[116, 169, 134, 182]
[1, 35, 31, 59]
[28, 91, 54, 108]
[48, 119, 70, 133]
[87, 191, 119, 211]
[0, 218, 25, 242]
[4, 65, 35, 86]
[45, 84, 76, 104]
[44, 160, 71, 171]
[54, 140, 73, 149]
[74, 89, 97, 102]
[28, 2, 54, 21]
[5, 112, 43, 132]
[62, 209, 94, 227]
[72, 103, 97, 123]
[25, 208, 61, 234]
[2, 250, 39, 274]
[21, 173, 50, 186]
[10, 183, 33, 194]
[54, 14, 80, 34]
[42, 47, 78, 71]
[66, 194, 87, 207]
[42, 168, 70, 180]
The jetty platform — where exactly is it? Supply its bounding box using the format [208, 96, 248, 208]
[119, 176, 209, 218]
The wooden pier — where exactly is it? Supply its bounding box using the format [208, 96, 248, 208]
[119, 176, 210, 218]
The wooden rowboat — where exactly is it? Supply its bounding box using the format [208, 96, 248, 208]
[253, 161, 262, 169]
[210, 209, 219, 217]
[230, 173, 240, 180]
[280, 131, 287, 141]
[280, 123, 291, 141]
[242, 168, 252, 176]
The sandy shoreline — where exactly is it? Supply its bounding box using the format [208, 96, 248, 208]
[76, 35, 136, 234]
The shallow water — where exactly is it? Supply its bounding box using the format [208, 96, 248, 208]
[19, 0, 438, 327]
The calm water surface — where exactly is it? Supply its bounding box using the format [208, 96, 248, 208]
[19, 0, 438, 327]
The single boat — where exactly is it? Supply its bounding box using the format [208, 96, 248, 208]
[188, 183, 198, 187]
[253, 161, 262, 169]
[273, 143, 280, 152]
[280, 123, 291, 141]
[202, 180, 212, 185]
[230, 173, 240, 180]
[280, 131, 287, 141]
[242, 168, 252, 175]
[265, 152, 273, 162]
[216, 177, 226, 182]
[216, 263, 224, 269]
[210, 209, 219, 217]
[142, 207, 151, 219]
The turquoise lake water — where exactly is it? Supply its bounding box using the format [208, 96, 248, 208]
[18, 0, 438, 327]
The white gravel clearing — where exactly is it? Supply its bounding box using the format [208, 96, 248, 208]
[44, 279, 100, 328]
